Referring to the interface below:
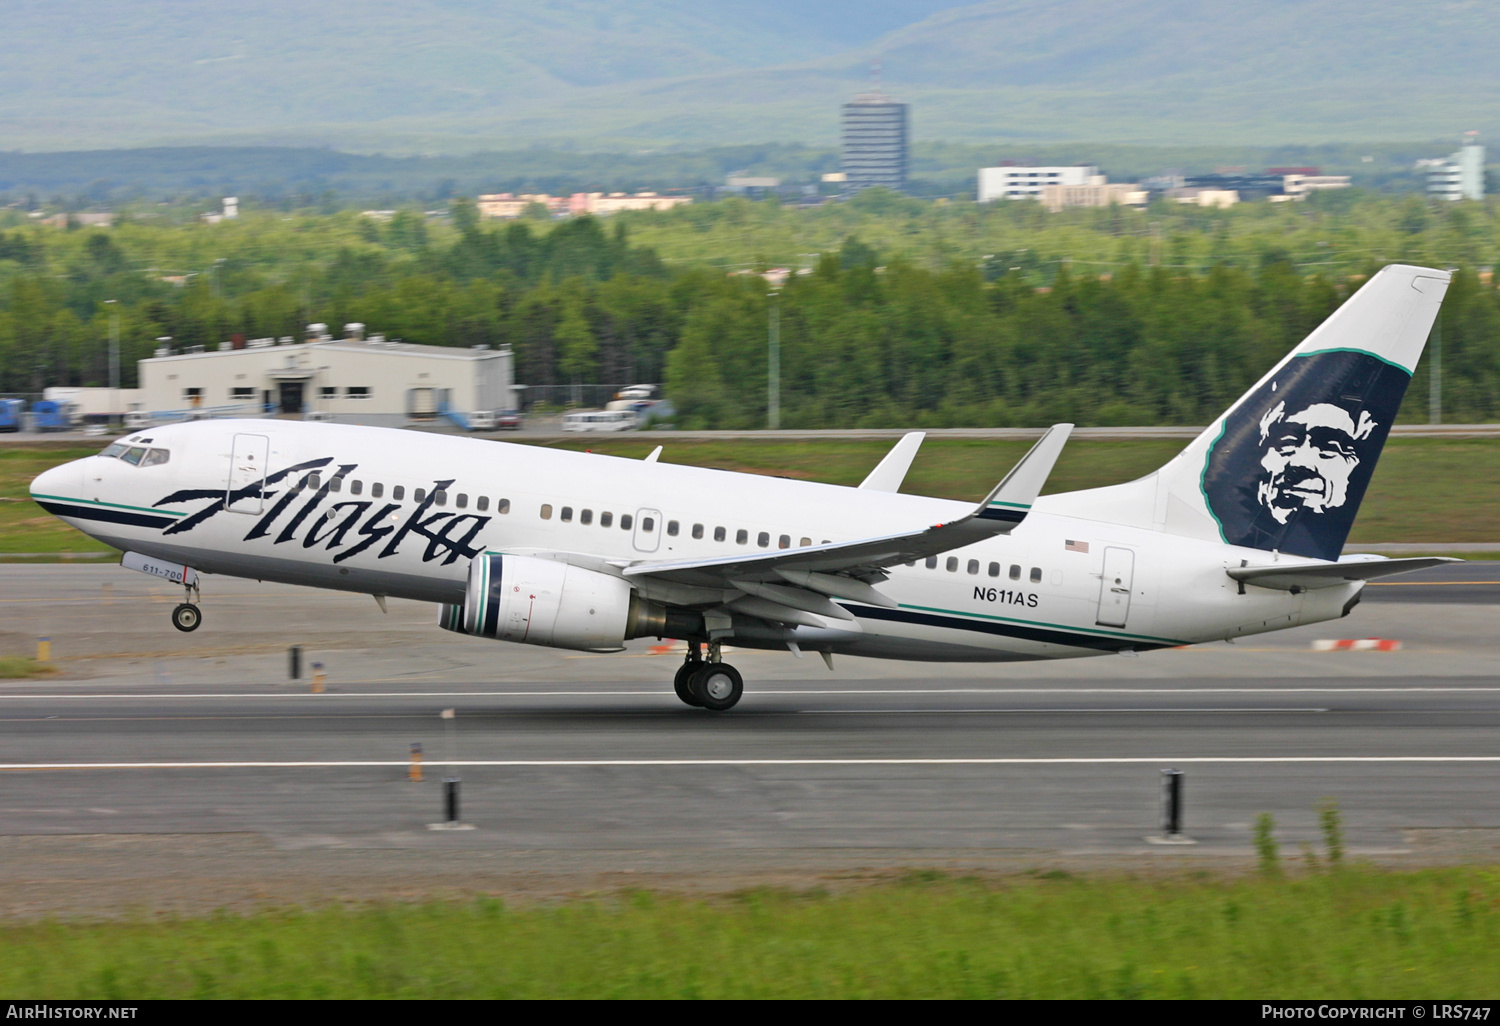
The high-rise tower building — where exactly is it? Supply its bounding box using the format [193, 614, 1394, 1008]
[1428, 132, 1485, 202]
[841, 91, 908, 193]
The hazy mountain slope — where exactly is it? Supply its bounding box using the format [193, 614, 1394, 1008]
[0, 1, 1495, 150]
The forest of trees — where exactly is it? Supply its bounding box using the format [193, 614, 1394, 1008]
[0, 191, 1497, 427]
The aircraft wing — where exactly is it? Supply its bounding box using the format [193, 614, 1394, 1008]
[1227, 555, 1459, 592]
[622, 424, 1072, 591]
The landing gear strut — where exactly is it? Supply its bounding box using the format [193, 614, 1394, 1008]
[171, 579, 202, 633]
[671, 641, 744, 712]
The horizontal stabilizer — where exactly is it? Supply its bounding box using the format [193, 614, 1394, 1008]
[1227, 556, 1459, 592]
[858, 432, 924, 492]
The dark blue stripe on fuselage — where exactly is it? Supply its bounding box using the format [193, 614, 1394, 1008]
[847, 603, 1170, 653]
[35, 500, 176, 530]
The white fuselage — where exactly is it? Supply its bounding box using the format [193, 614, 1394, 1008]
[32, 420, 1360, 663]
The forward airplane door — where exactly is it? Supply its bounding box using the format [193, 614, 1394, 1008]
[1095, 546, 1135, 628]
[226, 433, 270, 514]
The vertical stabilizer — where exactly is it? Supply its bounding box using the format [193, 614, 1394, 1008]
[1044, 264, 1451, 561]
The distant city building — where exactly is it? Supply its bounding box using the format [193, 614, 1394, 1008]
[1427, 133, 1485, 202]
[1276, 174, 1352, 201]
[1038, 177, 1148, 213]
[841, 91, 908, 193]
[1169, 188, 1240, 209]
[33, 211, 114, 228]
[724, 174, 781, 198]
[978, 165, 1098, 202]
[477, 192, 691, 219]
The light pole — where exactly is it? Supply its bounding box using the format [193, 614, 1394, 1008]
[767, 290, 780, 430]
[104, 300, 119, 395]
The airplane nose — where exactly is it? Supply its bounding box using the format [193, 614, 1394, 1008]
[31, 459, 84, 502]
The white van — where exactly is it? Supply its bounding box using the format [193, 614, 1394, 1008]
[561, 409, 638, 433]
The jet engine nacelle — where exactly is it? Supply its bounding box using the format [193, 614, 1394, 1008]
[438, 553, 701, 651]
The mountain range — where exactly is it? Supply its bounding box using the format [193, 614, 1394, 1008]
[2, 1, 1496, 152]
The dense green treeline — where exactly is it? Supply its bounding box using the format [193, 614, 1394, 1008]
[1, 193, 1498, 425]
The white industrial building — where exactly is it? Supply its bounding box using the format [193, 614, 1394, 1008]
[138, 328, 516, 428]
[978, 165, 1099, 202]
[1427, 134, 1486, 202]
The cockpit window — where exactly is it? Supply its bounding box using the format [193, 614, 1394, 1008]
[139, 448, 170, 468]
[120, 446, 147, 466]
[99, 443, 128, 458]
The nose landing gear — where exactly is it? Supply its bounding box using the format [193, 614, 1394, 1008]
[170, 579, 202, 633]
[672, 642, 744, 712]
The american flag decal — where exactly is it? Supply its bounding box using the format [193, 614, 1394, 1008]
[1065, 539, 1089, 553]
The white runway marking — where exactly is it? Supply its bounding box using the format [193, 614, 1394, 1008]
[1, 687, 1499, 700]
[5, 756, 1500, 771]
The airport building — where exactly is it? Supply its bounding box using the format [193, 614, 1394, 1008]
[978, 165, 1099, 202]
[1427, 133, 1486, 202]
[841, 91, 909, 193]
[137, 327, 516, 428]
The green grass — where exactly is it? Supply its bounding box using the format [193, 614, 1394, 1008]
[0, 446, 115, 555]
[527, 435, 1500, 543]
[4, 435, 1497, 559]
[0, 657, 56, 678]
[6, 868, 1500, 998]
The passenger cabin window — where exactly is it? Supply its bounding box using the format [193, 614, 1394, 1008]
[988, 562, 1000, 577]
[735, 529, 748, 545]
[667, 521, 679, 537]
[456, 493, 467, 509]
[967, 560, 979, 575]
[350, 480, 363, 496]
[946, 557, 959, 573]
[392, 485, 404, 501]
[139, 448, 170, 468]
[714, 527, 726, 542]
[757, 532, 770, 548]
[414, 488, 426, 503]
[1030, 567, 1043, 583]
[580, 509, 594, 525]
[800, 537, 811, 547]
[1009, 564, 1021, 580]
[560, 506, 573, 522]
[925, 556, 938, 569]
[692, 524, 704, 540]
[329, 477, 342, 493]
[601, 511, 613, 527]
[371, 483, 383, 498]
[497, 499, 510, 515]
[641, 517, 654, 533]
[433, 490, 447, 506]
[308, 473, 321, 489]
[779, 535, 790, 549]
[540, 504, 553, 520]
[477, 496, 489, 511]
[621, 514, 633, 530]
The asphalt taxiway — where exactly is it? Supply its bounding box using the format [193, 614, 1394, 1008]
[1, 564, 1497, 914]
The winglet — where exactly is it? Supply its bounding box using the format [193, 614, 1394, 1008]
[858, 432, 925, 492]
[644, 446, 663, 463]
[975, 424, 1073, 526]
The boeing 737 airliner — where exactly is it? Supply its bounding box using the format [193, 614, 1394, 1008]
[31, 264, 1455, 710]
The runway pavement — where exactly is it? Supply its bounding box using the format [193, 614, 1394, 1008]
[1, 564, 1498, 914]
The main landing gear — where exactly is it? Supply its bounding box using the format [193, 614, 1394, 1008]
[170, 579, 202, 633]
[673, 642, 744, 712]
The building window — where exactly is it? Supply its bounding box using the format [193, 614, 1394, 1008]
[967, 560, 979, 575]
[757, 532, 770, 548]
[497, 499, 510, 514]
[946, 557, 959, 572]
[183, 387, 202, 399]
[692, 524, 704, 540]
[621, 514, 633, 530]
[229, 387, 254, 400]
[735, 529, 748, 545]
[988, 562, 1000, 577]
[320, 386, 337, 399]
[560, 506, 573, 523]
[667, 520, 680, 537]
[346, 387, 371, 399]
[477, 496, 488, 511]
[1030, 567, 1043, 583]
[540, 504, 553, 520]
[714, 527, 726, 542]
[1009, 564, 1021, 580]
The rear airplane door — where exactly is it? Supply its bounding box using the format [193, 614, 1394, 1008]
[226, 433, 270, 514]
[633, 508, 662, 553]
[1095, 546, 1135, 628]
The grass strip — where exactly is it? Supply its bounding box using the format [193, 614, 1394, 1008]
[4, 868, 1500, 998]
[0, 657, 57, 678]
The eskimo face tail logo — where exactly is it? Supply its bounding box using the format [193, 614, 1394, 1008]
[1202, 350, 1411, 562]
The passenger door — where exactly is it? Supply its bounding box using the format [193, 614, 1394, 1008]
[1095, 546, 1135, 628]
[226, 433, 270, 514]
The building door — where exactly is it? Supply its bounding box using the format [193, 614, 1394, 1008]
[408, 387, 436, 420]
[632, 508, 662, 553]
[1095, 546, 1135, 628]
[226, 433, 270, 514]
[278, 381, 303, 415]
